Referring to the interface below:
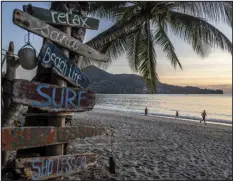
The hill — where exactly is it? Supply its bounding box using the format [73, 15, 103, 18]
[82, 66, 223, 94]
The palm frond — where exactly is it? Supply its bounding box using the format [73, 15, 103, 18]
[81, 33, 128, 70]
[165, 11, 232, 58]
[174, 2, 232, 26]
[86, 12, 150, 50]
[126, 27, 143, 72]
[138, 21, 158, 92]
[88, 2, 131, 21]
[153, 19, 182, 69]
[115, 4, 142, 22]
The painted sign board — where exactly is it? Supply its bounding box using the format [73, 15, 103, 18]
[15, 153, 97, 180]
[13, 9, 110, 62]
[38, 40, 90, 88]
[2, 126, 107, 150]
[11, 79, 95, 112]
[23, 4, 100, 30]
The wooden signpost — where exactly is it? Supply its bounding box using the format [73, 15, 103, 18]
[1, 6, 111, 180]
[11, 79, 96, 112]
[15, 153, 97, 180]
[13, 9, 110, 62]
[23, 4, 100, 30]
[2, 126, 106, 151]
[38, 40, 90, 88]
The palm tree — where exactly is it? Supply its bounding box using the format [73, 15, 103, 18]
[3, 2, 232, 126]
[2, 2, 231, 169]
[83, 2, 232, 91]
[4, 2, 233, 123]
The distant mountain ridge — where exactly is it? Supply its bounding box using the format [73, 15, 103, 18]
[82, 66, 223, 94]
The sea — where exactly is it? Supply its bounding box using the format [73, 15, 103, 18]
[95, 94, 232, 125]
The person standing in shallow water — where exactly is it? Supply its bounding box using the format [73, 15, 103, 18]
[145, 107, 148, 116]
[175, 111, 179, 119]
[201, 110, 207, 125]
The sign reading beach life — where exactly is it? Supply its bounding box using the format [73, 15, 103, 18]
[38, 41, 90, 88]
[1, 4, 111, 180]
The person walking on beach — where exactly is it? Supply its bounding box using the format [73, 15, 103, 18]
[145, 107, 148, 116]
[175, 111, 179, 119]
[201, 110, 207, 125]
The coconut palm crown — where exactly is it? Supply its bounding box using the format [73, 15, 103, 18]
[81, 2, 232, 92]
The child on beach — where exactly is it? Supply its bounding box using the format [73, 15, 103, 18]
[145, 107, 148, 116]
[201, 110, 207, 125]
[175, 111, 179, 119]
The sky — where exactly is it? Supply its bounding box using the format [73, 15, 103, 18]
[1, 2, 232, 93]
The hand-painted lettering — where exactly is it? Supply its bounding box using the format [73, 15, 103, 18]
[51, 11, 57, 23]
[42, 47, 52, 64]
[65, 88, 76, 109]
[39, 41, 89, 88]
[58, 13, 66, 24]
[52, 87, 65, 108]
[30, 156, 87, 180]
[11, 129, 24, 148]
[78, 90, 87, 106]
[32, 84, 51, 107]
[32, 158, 41, 180]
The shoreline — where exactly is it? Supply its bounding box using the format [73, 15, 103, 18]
[90, 108, 232, 127]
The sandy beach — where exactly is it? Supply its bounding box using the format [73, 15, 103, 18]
[65, 108, 232, 180]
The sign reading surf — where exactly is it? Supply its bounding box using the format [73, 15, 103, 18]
[11, 79, 96, 112]
[39, 41, 90, 88]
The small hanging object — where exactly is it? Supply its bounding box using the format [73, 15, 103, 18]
[108, 128, 116, 174]
[18, 32, 37, 70]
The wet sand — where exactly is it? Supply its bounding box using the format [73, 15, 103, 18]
[66, 108, 232, 180]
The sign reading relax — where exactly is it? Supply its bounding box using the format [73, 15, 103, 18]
[23, 4, 100, 30]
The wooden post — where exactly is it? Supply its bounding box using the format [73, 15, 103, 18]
[2, 41, 20, 166]
[45, 6, 71, 180]
[46, 28, 71, 154]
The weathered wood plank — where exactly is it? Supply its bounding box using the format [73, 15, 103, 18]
[11, 79, 96, 112]
[2, 126, 107, 151]
[23, 4, 100, 30]
[2, 41, 20, 167]
[38, 40, 90, 88]
[15, 153, 97, 180]
[13, 9, 109, 62]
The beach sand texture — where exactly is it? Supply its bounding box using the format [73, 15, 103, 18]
[65, 109, 232, 180]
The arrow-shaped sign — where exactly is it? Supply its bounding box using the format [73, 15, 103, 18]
[13, 9, 110, 62]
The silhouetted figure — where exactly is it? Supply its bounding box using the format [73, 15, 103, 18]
[175, 111, 179, 119]
[201, 110, 207, 125]
[109, 156, 115, 174]
[145, 107, 148, 116]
